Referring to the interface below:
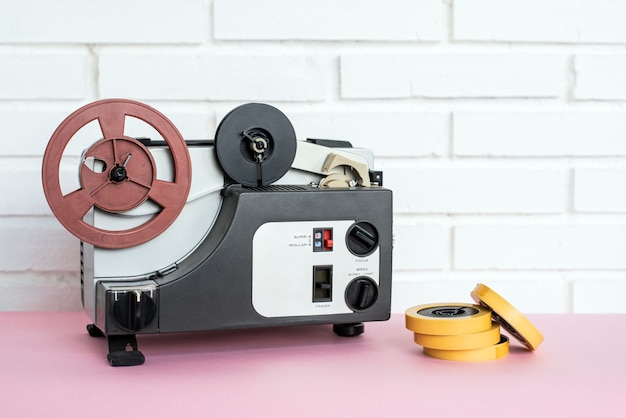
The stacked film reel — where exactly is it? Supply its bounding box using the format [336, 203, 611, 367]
[405, 283, 544, 362]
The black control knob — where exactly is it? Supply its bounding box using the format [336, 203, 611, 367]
[345, 277, 378, 311]
[113, 292, 157, 332]
[346, 222, 378, 256]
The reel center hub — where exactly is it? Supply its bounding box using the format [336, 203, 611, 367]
[242, 128, 272, 163]
[418, 306, 480, 318]
[80, 136, 156, 213]
[110, 165, 128, 182]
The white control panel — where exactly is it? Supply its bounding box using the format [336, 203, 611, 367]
[252, 220, 380, 318]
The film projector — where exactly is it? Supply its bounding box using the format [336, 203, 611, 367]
[41, 99, 393, 366]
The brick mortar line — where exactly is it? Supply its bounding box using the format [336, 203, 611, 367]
[5, 42, 626, 53]
[392, 213, 626, 224]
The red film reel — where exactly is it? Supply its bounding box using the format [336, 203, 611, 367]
[42, 99, 192, 249]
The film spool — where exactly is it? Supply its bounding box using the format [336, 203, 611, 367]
[470, 283, 544, 351]
[41, 99, 192, 249]
[423, 335, 510, 362]
[405, 303, 493, 336]
[413, 322, 501, 351]
[214, 103, 297, 186]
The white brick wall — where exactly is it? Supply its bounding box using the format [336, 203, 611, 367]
[0, 52, 86, 99]
[99, 53, 331, 101]
[0, 1, 208, 44]
[455, 226, 626, 270]
[341, 53, 564, 98]
[574, 55, 626, 100]
[288, 112, 447, 157]
[575, 169, 626, 212]
[1, 0, 625, 314]
[214, 0, 443, 41]
[387, 168, 567, 213]
[454, 0, 626, 43]
[454, 112, 626, 157]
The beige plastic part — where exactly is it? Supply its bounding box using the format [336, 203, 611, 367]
[319, 173, 352, 188]
[322, 152, 371, 187]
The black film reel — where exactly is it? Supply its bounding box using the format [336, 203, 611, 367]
[215, 103, 297, 186]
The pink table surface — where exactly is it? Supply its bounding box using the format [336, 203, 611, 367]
[0, 312, 624, 417]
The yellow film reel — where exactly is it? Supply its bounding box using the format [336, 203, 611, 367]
[405, 303, 493, 336]
[423, 335, 510, 362]
[413, 322, 501, 350]
[471, 283, 544, 351]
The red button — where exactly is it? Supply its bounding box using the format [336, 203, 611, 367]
[323, 229, 333, 250]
